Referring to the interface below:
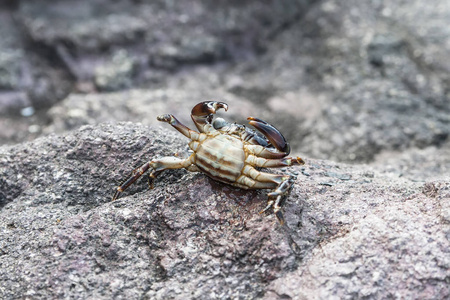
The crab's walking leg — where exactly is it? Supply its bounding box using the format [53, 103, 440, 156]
[147, 158, 199, 188]
[245, 145, 288, 159]
[157, 114, 200, 140]
[246, 154, 305, 168]
[240, 165, 296, 224]
[112, 154, 195, 201]
[261, 176, 296, 225]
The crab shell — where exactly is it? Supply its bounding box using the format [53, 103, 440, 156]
[113, 101, 305, 224]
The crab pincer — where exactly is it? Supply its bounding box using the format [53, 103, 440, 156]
[191, 101, 228, 132]
[247, 117, 290, 155]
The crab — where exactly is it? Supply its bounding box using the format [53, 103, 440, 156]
[112, 101, 305, 224]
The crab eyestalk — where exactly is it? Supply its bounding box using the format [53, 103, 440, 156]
[247, 117, 290, 155]
[191, 101, 228, 132]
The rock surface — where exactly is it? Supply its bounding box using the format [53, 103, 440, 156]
[1, 0, 449, 163]
[0, 0, 449, 299]
[1, 123, 449, 299]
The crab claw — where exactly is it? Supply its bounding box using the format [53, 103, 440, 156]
[191, 101, 228, 116]
[191, 101, 228, 132]
[247, 117, 290, 155]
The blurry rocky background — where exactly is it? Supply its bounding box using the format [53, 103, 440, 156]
[0, 0, 449, 299]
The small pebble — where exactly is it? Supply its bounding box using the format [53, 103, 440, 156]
[21, 106, 35, 117]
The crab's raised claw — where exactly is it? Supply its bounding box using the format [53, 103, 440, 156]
[247, 117, 290, 155]
[191, 101, 228, 133]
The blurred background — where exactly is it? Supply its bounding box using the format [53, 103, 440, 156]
[0, 0, 449, 172]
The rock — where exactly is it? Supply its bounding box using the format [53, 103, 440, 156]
[1, 0, 450, 297]
[94, 50, 136, 92]
[0, 10, 26, 93]
[222, 0, 450, 162]
[0, 123, 448, 299]
[2, 0, 449, 164]
[17, 0, 313, 86]
[43, 88, 257, 135]
[0, 6, 71, 115]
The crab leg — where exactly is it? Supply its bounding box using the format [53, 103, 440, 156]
[245, 145, 288, 159]
[241, 165, 295, 224]
[242, 165, 286, 184]
[247, 117, 290, 155]
[260, 176, 296, 225]
[238, 165, 296, 224]
[191, 101, 228, 133]
[157, 114, 200, 140]
[235, 175, 278, 189]
[112, 155, 195, 201]
[246, 154, 305, 168]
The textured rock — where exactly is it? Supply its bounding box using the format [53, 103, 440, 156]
[43, 88, 257, 137]
[17, 0, 313, 86]
[0, 123, 448, 299]
[2, 0, 449, 164]
[228, 0, 450, 162]
[0, 6, 71, 114]
[1, 0, 450, 298]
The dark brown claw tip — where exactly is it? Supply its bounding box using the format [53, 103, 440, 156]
[192, 101, 228, 116]
[247, 117, 290, 154]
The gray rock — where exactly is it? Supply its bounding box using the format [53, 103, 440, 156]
[1, 1, 450, 297]
[43, 88, 257, 135]
[0, 6, 71, 116]
[0, 11, 25, 92]
[224, 0, 450, 162]
[2, 0, 449, 164]
[94, 50, 136, 92]
[0, 123, 448, 299]
[17, 0, 313, 85]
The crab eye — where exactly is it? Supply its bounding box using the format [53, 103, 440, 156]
[212, 117, 228, 129]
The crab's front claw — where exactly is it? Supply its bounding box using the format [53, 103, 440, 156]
[192, 101, 228, 116]
[191, 101, 228, 132]
[248, 117, 290, 155]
